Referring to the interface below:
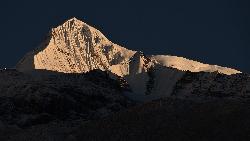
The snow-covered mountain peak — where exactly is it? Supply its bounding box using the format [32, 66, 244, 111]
[64, 17, 82, 23]
[16, 18, 240, 77]
[50, 17, 111, 47]
[59, 17, 84, 26]
[16, 18, 136, 75]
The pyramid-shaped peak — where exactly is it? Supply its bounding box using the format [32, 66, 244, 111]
[50, 17, 102, 39]
[51, 17, 103, 36]
[68, 17, 80, 21]
[16, 17, 136, 75]
[64, 17, 84, 24]
[56, 17, 87, 29]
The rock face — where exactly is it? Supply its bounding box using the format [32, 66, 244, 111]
[16, 17, 240, 76]
[172, 71, 250, 98]
[128, 51, 156, 75]
[16, 18, 135, 76]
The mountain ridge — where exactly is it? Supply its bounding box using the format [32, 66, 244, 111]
[16, 17, 241, 76]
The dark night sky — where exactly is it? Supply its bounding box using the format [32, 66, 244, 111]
[0, 0, 249, 73]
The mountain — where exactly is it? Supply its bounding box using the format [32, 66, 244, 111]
[16, 18, 135, 76]
[125, 54, 249, 101]
[1, 17, 250, 140]
[16, 18, 240, 77]
[15, 17, 243, 101]
[14, 17, 245, 103]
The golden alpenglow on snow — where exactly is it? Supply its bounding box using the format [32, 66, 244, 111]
[150, 55, 241, 75]
[16, 18, 136, 76]
[16, 17, 240, 76]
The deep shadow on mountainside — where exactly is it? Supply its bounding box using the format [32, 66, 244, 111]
[0, 68, 250, 141]
[0, 69, 133, 141]
[75, 97, 250, 141]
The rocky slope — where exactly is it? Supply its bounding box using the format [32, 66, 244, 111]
[72, 97, 250, 141]
[5, 96, 250, 141]
[0, 69, 132, 129]
[172, 71, 250, 98]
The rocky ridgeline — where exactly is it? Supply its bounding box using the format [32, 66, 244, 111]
[173, 71, 250, 98]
